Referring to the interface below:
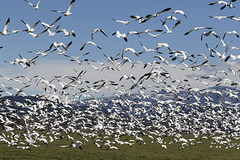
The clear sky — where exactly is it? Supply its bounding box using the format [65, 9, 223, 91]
[0, 0, 239, 97]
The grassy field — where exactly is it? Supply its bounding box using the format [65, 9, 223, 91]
[0, 133, 240, 160]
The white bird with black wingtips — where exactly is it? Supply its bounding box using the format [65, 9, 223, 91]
[0, 18, 10, 35]
[21, 20, 40, 33]
[112, 30, 128, 42]
[184, 27, 212, 35]
[57, 29, 75, 37]
[51, 0, 75, 16]
[24, 0, 42, 10]
[80, 41, 102, 51]
[91, 28, 108, 40]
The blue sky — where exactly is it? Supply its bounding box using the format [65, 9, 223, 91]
[0, 0, 238, 61]
[0, 0, 240, 97]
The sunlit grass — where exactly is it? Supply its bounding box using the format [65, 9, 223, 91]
[0, 133, 239, 160]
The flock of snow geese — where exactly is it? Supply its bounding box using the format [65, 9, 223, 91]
[0, 0, 240, 151]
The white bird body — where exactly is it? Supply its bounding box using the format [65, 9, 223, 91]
[112, 30, 128, 42]
[40, 16, 61, 29]
[0, 18, 10, 35]
[201, 30, 219, 40]
[156, 42, 173, 51]
[161, 144, 168, 149]
[228, 54, 240, 60]
[109, 146, 118, 149]
[111, 18, 134, 25]
[57, 41, 72, 55]
[162, 15, 178, 25]
[24, 0, 42, 10]
[44, 25, 60, 37]
[80, 41, 102, 51]
[27, 28, 48, 38]
[91, 28, 108, 40]
[52, 42, 66, 50]
[140, 8, 172, 23]
[57, 29, 75, 37]
[51, 0, 75, 16]
[172, 10, 187, 19]
[209, 0, 236, 10]
[184, 27, 212, 35]
[122, 48, 139, 59]
[223, 30, 239, 39]
[10, 54, 39, 68]
[21, 20, 40, 33]
[51, 41, 72, 54]
[147, 32, 163, 38]
[162, 20, 181, 34]
[140, 41, 155, 53]
[209, 15, 234, 19]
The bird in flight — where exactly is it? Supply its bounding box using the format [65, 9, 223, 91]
[171, 10, 188, 19]
[111, 18, 135, 25]
[80, 41, 102, 51]
[21, 20, 40, 33]
[184, 27, 212, 35]
[41, 24, 60, 37]
[91, 28, 108, 40]
[209, 15, 234, 19]
[209, 0, 236, 10]
[0, 18, 10, 35]
[40, 16, 61, 30]
[140, 8, 171, 24]
[24, 0, 42, 10]
[201, 30, 219, 41]
[112, 30, 128, 42]
[57, 29, 76, 37]
[223, 30, 239, 39]
[6, 54, 39, 68]
[161, 20, 181, 34]
[122, 48, 139, 59]
[51, 0, 75, 16]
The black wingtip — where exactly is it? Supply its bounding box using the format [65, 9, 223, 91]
[164, 7, 172, 12]
[7, 18, 10, 23]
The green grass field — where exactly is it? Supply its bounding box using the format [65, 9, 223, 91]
[0, 133, 240, 160]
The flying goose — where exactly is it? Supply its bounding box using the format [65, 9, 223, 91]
[24, 0, 42, 10]
[91, 28, 108, 40]
[184, 27, 212, 35]
[209, 15, 234, 19]
[21, 20, 40, 33]
[209, 0, 236, 10]
[161, 20, 181, 34]
[80, 41, 102, 51]
[51, 0, 75, 16]
[122, 48, 139, 59]
[140, 8, 171, 24]
[40, 16, 61, 29]
[0, 18, 10, 35]
[223, 30, 239, 39]
[41, 24, 60, 37]
[57, 41, 73, 55]
[201, 30, 219, 41]
[57, 29, 75, 37]
[171, 10, 188, 19]
[112, 30, 128, 42]
[27, 28, 48, 38]
[111, 18, 135, 25]
[162, 15, 178, 25]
